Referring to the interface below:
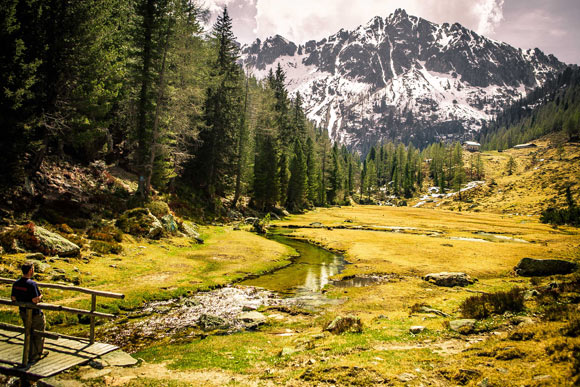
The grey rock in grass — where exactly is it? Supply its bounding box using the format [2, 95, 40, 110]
[424, 272, 476, 287]
[324, 315, 363, 334]
[449, 319, 477, 334]
[409, 326, 426, 334]
[514, 257, 577, 276]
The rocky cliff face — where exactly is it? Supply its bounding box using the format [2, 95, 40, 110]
[241, 9, 566, 152]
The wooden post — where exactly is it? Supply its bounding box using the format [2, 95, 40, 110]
[89, 294, 96, 344]
[22, 309, 32, 365]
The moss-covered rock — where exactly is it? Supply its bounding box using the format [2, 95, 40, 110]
[116, 208, 164, 239]
[324, 315, 363, 334]
[0, 223, 80, 257]
[146, 201, 171, 218]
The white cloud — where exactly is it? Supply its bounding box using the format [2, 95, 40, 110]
[472, 0, 505, 35]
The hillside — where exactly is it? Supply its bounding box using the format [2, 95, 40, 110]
[412, 133, 580, 216]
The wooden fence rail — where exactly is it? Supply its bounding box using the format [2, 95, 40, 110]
[0, 277, 124, 367]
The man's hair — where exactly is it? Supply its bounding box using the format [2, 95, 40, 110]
[21, 262, 34, 275]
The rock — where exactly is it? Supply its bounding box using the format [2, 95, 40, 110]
[30, 260, 52, 273]
[449, 319, 477, 334]
[0, 223, 80, 257]
[238, 311, 266, 325]
[26, 252, 46, 261]
[180, 221, 203, 243]
[416, 306, 451, 317]
[397, 373, 416, 382]
[37, 377, 85, 387]
[324, 315, 363, 334]
[115, 208, 164, 239]
[100, 350, 138, 367]
[88, 359, 105, 369]
[533, 375, 552, 381]
[278, 347, 296, 357]
[424, 272, 476, 287]
[160, 214, 179, 234]
[511, 316, 533, 326]
[309, 222, 324, 228]
[524, 289, 540, 300]
[514, 257, 577, 276]
[197, 314, 229, 331]
[242, 305, 257, 311]
[409, 326, 426, 334]
[478, 378, 490, 387]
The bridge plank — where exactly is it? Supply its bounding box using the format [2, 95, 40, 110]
[0, 328, 118, 380]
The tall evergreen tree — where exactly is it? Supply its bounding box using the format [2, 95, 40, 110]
[287, 140, 308, 211]
[183, 7, 243, 201]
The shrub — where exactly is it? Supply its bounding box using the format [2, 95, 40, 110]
[87, 225, 123, 243]
[460, 287, 525, 319]
[90, 240, 123, 255]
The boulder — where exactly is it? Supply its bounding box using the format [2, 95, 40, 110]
[0, 223, 80, 257]
[160, 214, 179, 234]
[449, 319, 477, 334]
[514, 257, 578, 277]
[309, 222, 324, 228]
[409, 326, 426, 334]
[180, 221, 203, 243]
[26, 252, 46, 261]
[197, 314, 229, 331]
[116, 208, 164, 239]
[29, 260, 52, 273]
[239, 311, 266, 330]
[100, 350, 138, 367]
[424, 272, 476, 287]
[324, 316, 363, 335]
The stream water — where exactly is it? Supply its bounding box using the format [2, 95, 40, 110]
[239, 233, 347, 307]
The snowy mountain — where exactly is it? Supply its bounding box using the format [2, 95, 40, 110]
[241, 9, 566, 152]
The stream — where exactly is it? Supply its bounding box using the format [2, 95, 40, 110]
[239, 232, 347, 307]
[110, 232, 349, 349]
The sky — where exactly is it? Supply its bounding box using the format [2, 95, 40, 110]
[201, 0, 580, 65]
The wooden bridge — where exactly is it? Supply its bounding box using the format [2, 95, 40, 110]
[0, 277, 125, 382]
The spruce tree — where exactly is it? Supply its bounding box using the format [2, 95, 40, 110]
[287, 140, 308, 212]
[183, 7, 243, 201]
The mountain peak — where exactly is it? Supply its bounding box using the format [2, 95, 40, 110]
[241, 11, 565, 151]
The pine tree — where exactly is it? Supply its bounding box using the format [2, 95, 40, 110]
[328, 144, 343, 204]
[506, 155, 517, 175]
[287, 140, 308, 212]
[305, 137, 319, 205]
[183, 7, 243, 201]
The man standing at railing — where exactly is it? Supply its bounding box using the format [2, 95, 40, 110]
[11, 262, 48, 363]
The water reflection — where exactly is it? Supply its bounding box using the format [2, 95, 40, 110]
[240, 235, 345, 301]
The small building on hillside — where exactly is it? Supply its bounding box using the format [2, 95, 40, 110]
[463, 141, 481, 152]
[513, 143, 538, 149]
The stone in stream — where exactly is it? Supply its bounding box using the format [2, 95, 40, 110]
[424, 272, 476, 287]
[197, 314, 230, 331]
[514, 257, 578, 276]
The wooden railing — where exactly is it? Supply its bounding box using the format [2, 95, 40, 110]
[0, 277, 124, 366]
